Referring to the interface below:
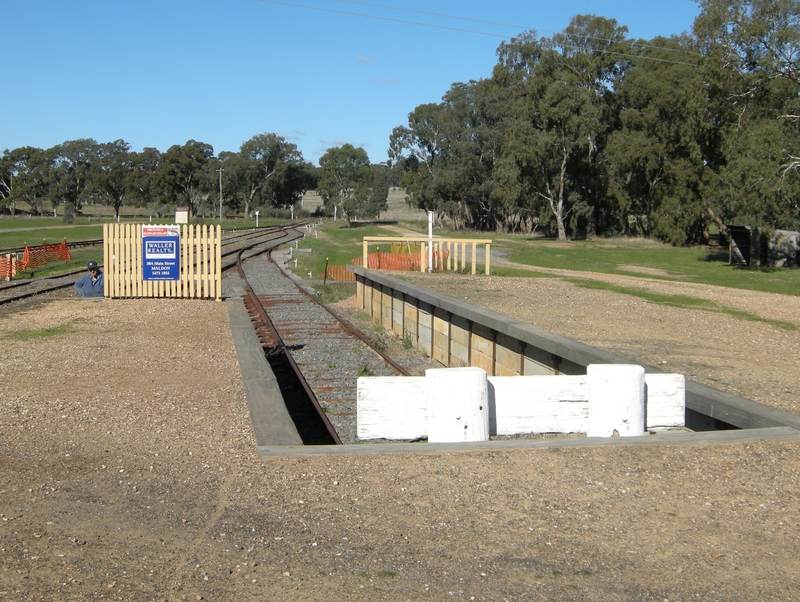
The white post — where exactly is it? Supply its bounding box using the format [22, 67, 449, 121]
[426, 367, 490, 443]
[587, 364, 645, 437]
[255, 210, 259, 228]
[290, 205, 294, 220]
[334, 206, 338, 221]
[217, 167, 223, 222]
[427, 210, 434, 273]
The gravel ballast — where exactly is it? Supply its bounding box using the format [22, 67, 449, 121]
[1, 277, 800, 601]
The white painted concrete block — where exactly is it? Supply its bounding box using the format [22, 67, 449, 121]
[356, 366, 684, 440]
[426, 367, 490, 443]
[645, 373, 686, 430]
[489, 375, 588, 435]
[587, 364, 645, 437]
[357, 377, 427, 440]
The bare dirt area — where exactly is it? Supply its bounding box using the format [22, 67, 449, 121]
[1, 287, 800, 601]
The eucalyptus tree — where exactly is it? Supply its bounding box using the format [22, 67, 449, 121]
[714, 116, 800, 230]
[693, 0, 800, 231]
[154, 140, 214, 218]
[0, 152, 11, 211]
[389, 102, 450, 217]
[127, 147, 163, 213]
[0, 147, 50, 216]
[493, 21, 615, 240]
[237, 133, 305, 217]
[605, 36, 709, 243]
[47, 139, 100, 213]
[499, 78, 602, 240]
[390, 78, 508, 230]
[317, 144, 385, 226]
[259, 160, 316, 210]
[95, 140, 132, 219]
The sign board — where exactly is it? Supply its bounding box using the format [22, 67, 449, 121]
[142, 225, 180, 281]
[175, 207, 189, 224]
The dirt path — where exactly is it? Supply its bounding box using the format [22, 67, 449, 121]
[1, 287, 799, 601]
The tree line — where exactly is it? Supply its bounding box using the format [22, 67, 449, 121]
[0, 135, 391, 224]
[3, 1, 798, 241]
[389, 0, 800, 243]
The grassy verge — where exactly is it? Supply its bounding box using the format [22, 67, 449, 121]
[5, 324, 74, 341]
[0, 225, 104, 249]
[495, 236, 800, 296]
[568, 278, 797, 331]
[293, 223, 404, 278]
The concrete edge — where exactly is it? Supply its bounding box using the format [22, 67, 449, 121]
[257, 426, 800, 457]
[348, 267, 800, 431]
[226, 297, 303, 446]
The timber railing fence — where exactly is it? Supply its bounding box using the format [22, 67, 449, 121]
[103, 223, 222, 300]
[361, 237, 491, 275]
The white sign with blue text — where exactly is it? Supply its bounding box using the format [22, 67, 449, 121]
[142, 225, 180, 280]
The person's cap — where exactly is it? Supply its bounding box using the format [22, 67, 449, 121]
[87, 261, 99, 271]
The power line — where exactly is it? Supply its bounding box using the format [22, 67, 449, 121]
[257, 0, 701, 67]
[336, 0, 700, 57]
[258, 0, 514, 39]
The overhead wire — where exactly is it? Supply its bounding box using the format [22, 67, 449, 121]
[336, 0, 701, 57]
[257, 0, 702, 67]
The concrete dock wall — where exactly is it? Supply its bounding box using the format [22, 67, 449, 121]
[350, 266, 800, 432]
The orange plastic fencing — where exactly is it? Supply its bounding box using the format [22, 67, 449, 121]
[2, 240, 72, 280]
[0, 255, 16, 280]
[322, 264, 356, 282]
[322, 249, 454, 283]
[348, 248, 449, 273]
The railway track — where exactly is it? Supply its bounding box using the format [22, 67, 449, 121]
[235, 244, 418, 445]
[0, 224, 310, 306]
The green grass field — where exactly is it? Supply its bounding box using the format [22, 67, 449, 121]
[3, 210, 798, 297]
[495, 236, 800, 296]
[291, 223, 800, 298]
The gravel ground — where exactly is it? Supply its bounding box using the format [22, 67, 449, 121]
[1, 270, 800, 601]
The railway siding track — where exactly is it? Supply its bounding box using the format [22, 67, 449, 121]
[238, 252, 414, 445]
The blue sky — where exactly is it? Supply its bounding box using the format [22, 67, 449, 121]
[3, 1, 700, 164]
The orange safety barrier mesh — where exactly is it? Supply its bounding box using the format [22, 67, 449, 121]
[322, 264, 356, 282]
[1, 255, 19, 280]
[4, 241, 72, 279]
[21, 240, 72, 269]
[349, 248, 450, 272]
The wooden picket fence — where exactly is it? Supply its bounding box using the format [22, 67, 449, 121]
[103, 223, 222, 300]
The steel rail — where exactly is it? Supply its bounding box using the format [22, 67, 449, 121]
[236, 246, 342, 445]
[266, 247, 412, 377]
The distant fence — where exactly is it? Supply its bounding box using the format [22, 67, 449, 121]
[103, 223, 222, 300]
[2, 241, 72, 280]
[361, 237, 491, 275]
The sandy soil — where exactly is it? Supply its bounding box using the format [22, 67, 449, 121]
[1, 276, 799, 601]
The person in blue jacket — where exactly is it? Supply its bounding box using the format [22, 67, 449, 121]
[75, 261, 104, 297]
